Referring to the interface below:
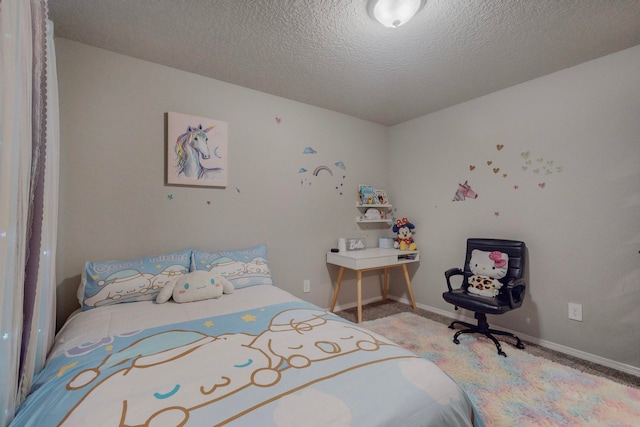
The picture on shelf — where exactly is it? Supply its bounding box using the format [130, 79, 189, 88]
[358, 185, 376, 205]
[374, 188, 388, 205]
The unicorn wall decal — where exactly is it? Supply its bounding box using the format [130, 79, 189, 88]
[453, 180, 478, 201]
[174, 124, 223, 180]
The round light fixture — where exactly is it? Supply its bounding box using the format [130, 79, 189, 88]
[367, 0, 426, 28]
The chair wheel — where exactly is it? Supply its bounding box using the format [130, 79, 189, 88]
[498, 350, 507, 357]
[453, 338, 460, 345]
[516, 342, 525, 349]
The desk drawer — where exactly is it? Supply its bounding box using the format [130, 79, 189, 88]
[355, 255, 397, 269]
[327, 249, 419, 270]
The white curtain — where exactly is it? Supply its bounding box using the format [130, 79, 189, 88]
[0, 0, 33, 423]
[0, 1, 58, 425]
[18, 17, 59, 403]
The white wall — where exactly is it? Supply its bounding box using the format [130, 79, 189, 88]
[388, 45, 640, 369]
[55, 39, 390, 327]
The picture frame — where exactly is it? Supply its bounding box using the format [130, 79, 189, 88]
[358, 185, 375, 205]
[166, 112, 228, 188]
[374, 188, 388, 205]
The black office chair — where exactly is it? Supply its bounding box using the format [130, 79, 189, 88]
[443, 238, 526, 356]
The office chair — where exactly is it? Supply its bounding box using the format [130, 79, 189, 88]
[442, 238, 526, 356]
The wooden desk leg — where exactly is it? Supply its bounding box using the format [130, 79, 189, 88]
[330, 267, 345, 313]
[357, 270, 363, 323]
[402, 264, 417, 310]
[382, 267, 389, 300]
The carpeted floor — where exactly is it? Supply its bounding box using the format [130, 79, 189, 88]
[334, 300, 640, 389]
[355, 309, 640, 426]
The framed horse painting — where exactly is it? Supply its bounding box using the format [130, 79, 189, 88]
[166, 112, 228, 188]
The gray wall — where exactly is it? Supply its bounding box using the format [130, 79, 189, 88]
[55, 39, 639, 371]
[55, 39, 390, 327]
[388, 45, 640, 370]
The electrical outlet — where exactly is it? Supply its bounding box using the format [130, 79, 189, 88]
[568, 303, 582, 321]
[303, 279, 310, 293]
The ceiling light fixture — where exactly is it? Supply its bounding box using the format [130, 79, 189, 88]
[367, 0, 426, 28]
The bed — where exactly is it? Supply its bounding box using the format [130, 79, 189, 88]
[11, 246, 485, 427]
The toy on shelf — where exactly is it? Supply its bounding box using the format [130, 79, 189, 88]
[392, 217, 417, 251]
[364, 208, 381, 220]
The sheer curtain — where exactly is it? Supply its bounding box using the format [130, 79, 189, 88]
[0, 1, 58, 425]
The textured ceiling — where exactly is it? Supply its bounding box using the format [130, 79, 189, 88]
[49, 0, 640, 126]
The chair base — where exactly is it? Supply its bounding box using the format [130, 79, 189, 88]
[448, 312, 525, 357]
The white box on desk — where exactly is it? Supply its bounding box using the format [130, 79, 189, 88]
[379, 237, 395, 249]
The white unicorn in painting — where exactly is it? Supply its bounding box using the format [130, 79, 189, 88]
[174, 124, 223, 179]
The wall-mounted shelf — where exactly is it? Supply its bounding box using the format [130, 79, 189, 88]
[356, 203, 392, 209]
[356, 203, 393, 225]
[356, 219, 393, 224]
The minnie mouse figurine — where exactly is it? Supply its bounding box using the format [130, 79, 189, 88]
[392, 218, 417, 251]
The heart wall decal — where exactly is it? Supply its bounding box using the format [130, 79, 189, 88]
[496, 144, 504, 151]
[469, 165, 476, 171]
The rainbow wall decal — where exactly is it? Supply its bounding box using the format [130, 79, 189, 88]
[313, 166, 333, 176]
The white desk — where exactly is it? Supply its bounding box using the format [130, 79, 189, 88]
[326, 248, 420, 323]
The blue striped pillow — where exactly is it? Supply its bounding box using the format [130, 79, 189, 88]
[192, 244, 273, 289]
[79, 250, 192, 310]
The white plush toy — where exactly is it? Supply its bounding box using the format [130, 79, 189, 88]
[156, 270, 234, 304]
[467, 249, 509, 297]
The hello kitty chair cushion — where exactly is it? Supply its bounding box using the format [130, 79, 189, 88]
[467, 249, 509, 297]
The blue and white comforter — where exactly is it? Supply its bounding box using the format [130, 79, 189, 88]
[12, 299, 484, 426]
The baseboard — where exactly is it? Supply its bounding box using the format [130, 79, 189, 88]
[331, 296, 382, 314]
[385, 296, 640, 378]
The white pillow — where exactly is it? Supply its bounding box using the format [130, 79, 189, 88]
[156, 270, 234, 304]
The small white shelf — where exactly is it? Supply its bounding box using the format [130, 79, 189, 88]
[355, 218, 393, 224]
[356, 203, 392, 209]
[355, 203, 393, 225]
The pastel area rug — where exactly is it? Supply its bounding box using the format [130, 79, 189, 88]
[362, 312, 640, 427]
